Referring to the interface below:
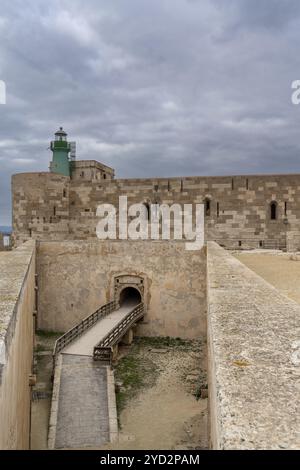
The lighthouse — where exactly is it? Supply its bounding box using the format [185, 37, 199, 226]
[50, 127, 71, 177]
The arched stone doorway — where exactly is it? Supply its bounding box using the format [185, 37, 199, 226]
[119, 286, 142, 307]
[113, 274, 145, 308]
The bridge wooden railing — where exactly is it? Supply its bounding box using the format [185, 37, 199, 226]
[93, 303, 144, 364]
[53, 300, 116, 360]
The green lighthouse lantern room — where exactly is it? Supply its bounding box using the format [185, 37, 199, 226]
[50, 127, 71, 177]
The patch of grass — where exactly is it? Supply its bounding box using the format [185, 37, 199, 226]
[193, 382, 208, 400]
[36, 329, 64, 339]
[115, 355, 143, 413]
[194, 385, 201, 400]
[34, 343, 47, 353]
[114, 336, 203, 420]
[114, 344, 158, 417]
[117, 355, 143, 389]
[35, 330, 64, 354]
[135, 336, 191, 349]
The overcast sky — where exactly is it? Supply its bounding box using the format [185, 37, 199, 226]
[1, 0, 300, 225]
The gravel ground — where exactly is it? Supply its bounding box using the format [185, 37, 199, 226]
[234, 252, 300, 305]
[104, 337, 208, 450]
[31, 333, 208, 450]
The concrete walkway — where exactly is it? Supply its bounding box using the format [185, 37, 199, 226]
[63, 303, 135, 356]
[54, 355, 109, 449]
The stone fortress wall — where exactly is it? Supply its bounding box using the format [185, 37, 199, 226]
[207, 242, 300, 449]
[0, 241, 35, 449]
[12, 166, 300, 251]
[6, 159, 300, 449]
[1, 237, 299, 448]
[36, 240, 206, 338]
[12, 173, 70, 246]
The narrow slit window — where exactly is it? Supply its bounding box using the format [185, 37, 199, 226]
[204, 198, 211, 217]
[270, 201, 277, 220]
[217, 202, 220, 218]
[144, 203, 150, 221]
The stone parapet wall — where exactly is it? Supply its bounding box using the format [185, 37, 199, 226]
[0, 240, 35, 449]
[286, 231, 300, 252]
[207, 241, 300, 449]
[71, 160, 115, 181]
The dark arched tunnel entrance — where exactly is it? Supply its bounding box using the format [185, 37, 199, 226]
[119, 287, 142, 308]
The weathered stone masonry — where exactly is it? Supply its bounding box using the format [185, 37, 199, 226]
[37, 240, 206, 338]
[12, 167, 300, 250]
[0, 241, 35, 449]
[207, 242, 300, 449]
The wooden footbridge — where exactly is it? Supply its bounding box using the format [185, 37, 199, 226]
[48, 298, 144, 449]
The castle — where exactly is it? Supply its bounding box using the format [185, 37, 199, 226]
[12, 127, 300, 251]
[0, 128, 299, 450]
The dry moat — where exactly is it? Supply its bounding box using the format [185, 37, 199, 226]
[31, 334, 208, 450]
[25, 250, 300, 450]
